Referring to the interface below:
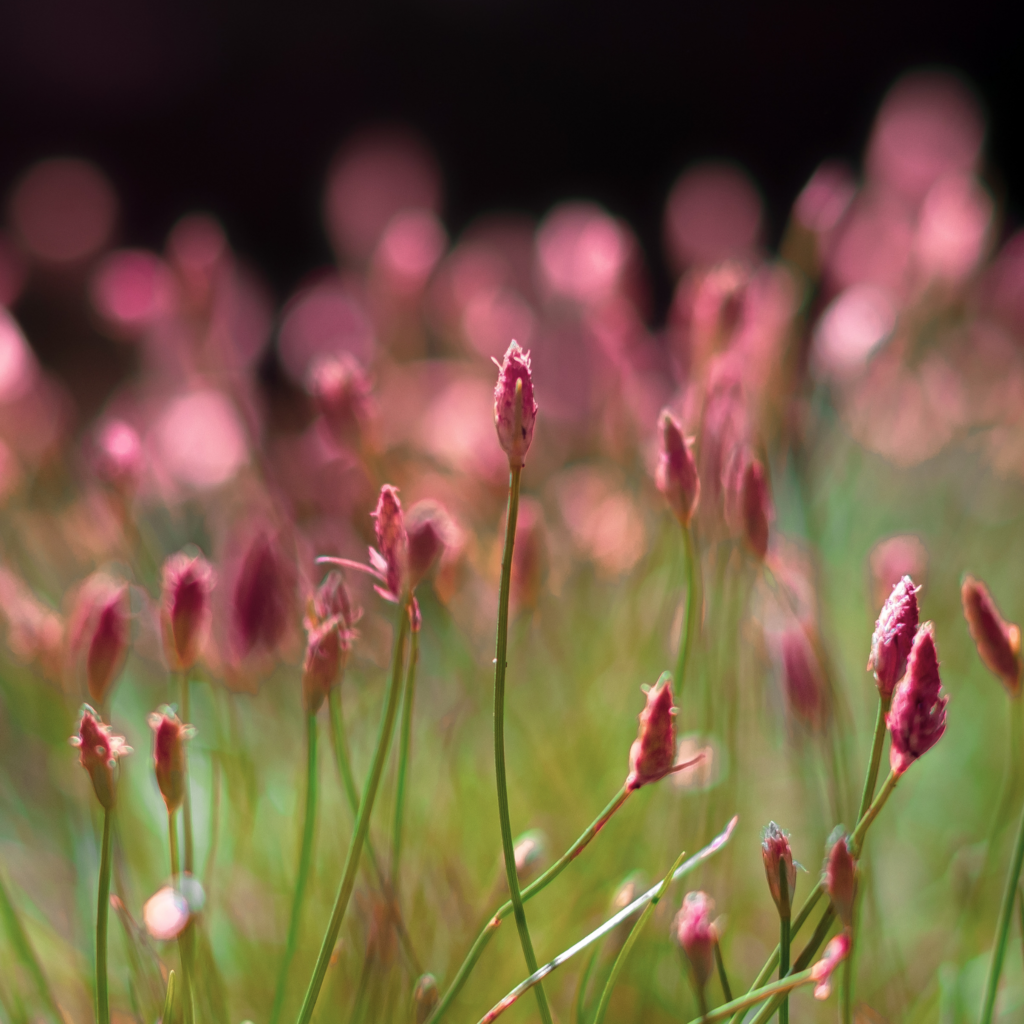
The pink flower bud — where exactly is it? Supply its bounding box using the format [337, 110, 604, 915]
[368, 485, 408, 600]
[161, 552, 216, 672]
[868, 575, 920, 699]
[740, 457, 771, 560]
[147, 707, 193, 813]
[231, 531, 293, 659]
[312, 569, 356, 627]
[675, 891, 717, 995]
[962, 575, 1021, 697]
[779, 625, 825, 731]
[626, 672, 677, 791]
[810, 933, 851, 1000]
[412, 974, 440, 1024]
[94, 419, 143, 492]
[405, 500, 451, 591]
[70, 706, 131, 809]
[762, 822, 797, 917]
[493, 340, 537, 468]
[69, 575, 130, 706]
[309, 354, 372, 449]
[825, 833, 857, 928]
[887, 621, 948, 776]
[301, 571, 359, 714]
[655, 410, 700, 526]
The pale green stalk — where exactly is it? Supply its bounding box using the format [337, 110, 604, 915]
[714, 940, 733, 1002]
[270, 713, 319, 1024]
[492, 462, 552, 1024]
[0, 869, 60, 1023]
[168, 812, 194, 1024]
[592, 849, 687, 1024]
[857, 695, 891, 826]
[179, 673, 194, 875]
[392, 627, 420, 888]
[294, 597, 411, 1024]
[162, 971, 176, 1024]
[96, 808, 113, 1024]
[778, 861, 790, 1024]
[681, 967, 819, 1024]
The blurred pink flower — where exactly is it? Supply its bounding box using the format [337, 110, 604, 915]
[154, 390, 248, 491]
[91, 250, 177, 336]
[373, 209, 447, 296]
[869, 535, 928, 610]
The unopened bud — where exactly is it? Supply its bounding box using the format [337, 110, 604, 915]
[405, 500, 450, 591]
[887, 621, 948, 776]
[302, 621, 343, 714]
[868, 575, 919, 699]
[70, 575, 130, 706]
[161, 552, 216, 672]
[70, 706, 131, 809]
[810, 933, 851, 1000]
[962, 575, 1021, 698]
[655, 410, 700, 527]
[824, 832, 857, 928]
[626, 672, 677, 791]
[411, 974, 439, 1024]
[371, 485, 408, 600]
[740, 457, 771, 560]
[761, 822, 797, 918]
[231, 531, 293, 659]
[675, 891, 717, 996]
[493, 340, 537, 468]
[148, 707, 194, 813]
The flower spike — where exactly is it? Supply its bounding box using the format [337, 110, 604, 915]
[868, 575, 920, 699]
[655, 409, 700, 526]
[493, 340, 537, 468]
[887, 621, 948, 775]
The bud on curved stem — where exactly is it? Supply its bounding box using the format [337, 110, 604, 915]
[962, 575, 1021, 698]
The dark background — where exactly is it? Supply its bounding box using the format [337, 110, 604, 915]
[1, 0, 1023, 317]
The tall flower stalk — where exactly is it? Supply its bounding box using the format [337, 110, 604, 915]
[392, 624, 420, 887]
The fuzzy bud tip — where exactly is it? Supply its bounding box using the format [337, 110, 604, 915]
[655, 410, 700, 526]
[868, 575, 920, 699]
[148, 707, 193, 813]
[493, 340, 537, 468]
[161, 552, 216, 672]
[626, 672, 677, 791]
[761, 821, 797, 917]
[887, 621, 948, 775]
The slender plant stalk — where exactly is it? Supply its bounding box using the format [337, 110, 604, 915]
[179, 673, 194, 875]
[681, 966, 820, 1024]
[0, 869, 61, 1024]
[473, 817, 738, 1024]
[270, 713, 320, 1024]
[295, 596, 412, 1024]
[428, 785, 632, 1024]
[849, 770, 899, 857]
[592, 849, 688, 1024]
[572, 945, 600, 1024]
[778, 861, 790, 1024]
[714, 940, 733, 1002]
[841, 930, 853, 1024]
[492, 464, 552, 1024]
[327, 687, 421, 975]
[168, 813, 195, 1024]
[392, 626, 420, 888]
[96, 808, 113, 1024]
[980, 778, 1024, 1024]
[857, 695, 891, 825]
[674, 523, 701, 696]
[203, 756, 221, 893]
[162, 971, 176, 1024]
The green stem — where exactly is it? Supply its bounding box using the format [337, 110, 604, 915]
[162, 971, 176, 1024]
[778, 861, 790, 1024]
[96, 808, 113, 1024]
[0, 868, 60, 1024]
[849, 770, 899, 858]
[392, 626, 420, 890]
[270, 713, 320, 1024]
[674, 523, 701, 698]
[168, 813, 194, 1024]
[492, 464, 552, 1024]
[857, 695, 891, 825]
[714, 940, 733, 1002]
[592, 849, 688, 1024]
[980, 782, 1024, 1023]
[294, 596, 412, 1024]
[679, 966, 818, 1024]
[428, 785, 631, 1024]
[180, 673, 194, 876]
[327, 688, 421, 976]
[841, 939, 853, 1024]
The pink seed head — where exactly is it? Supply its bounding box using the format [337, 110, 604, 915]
[71, 706, 131, 809]
[740, 457, 771, 560]
[72, 577, 130, 706]
[161, 552, 216, 672]
[810, 933, 851, 1000]
[675, 890, 716, 994]
[780, 626, 825, 731]
[887, 621, 948, 776]
[493, 340, 537, 468]
[302, 621, 343, 714]
[147, 707, 192, 813]
[825, 833, 857, 928]
[868, 575, 920, 699]
[962, 575, 1021, 698]
[655, 410, 700, 527]
[405, 500, 450, 591]
[626, 672, 676, 791]
[762, 821, 797, 917]
[412, 974, 440, 1024]
[231, 531, 292, 659]
[373, 485, 408, 599]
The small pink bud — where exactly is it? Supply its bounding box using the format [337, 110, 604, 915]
[887, 621, 948, 776]
[868, 575, 920, 699]
[825, 833, 857, 928]
[493, 340, 537, 468]
[309, 354, 372, 449]
[779, 626, 825, 730]
[148, 707, 193, 813]
[411, 974, 440, 1024]
[740, 457, 771, 560]
[655, 410, 700, 527]
[231, 531, 293, 659]
[70, 575, 130, 706]
[675, 891, 717, 995]
[161, 552, 216, 672]
[371, 485, 408, 600]
[70, 706, 131, 809]
[405, 500, 451, 591]
[810, 933, 851, 1000]
[962, 575, 1021, 698]
[301, 571, 358, 714]
[94, 419, 143, 492]
[761, 822, 797, 917]
[626, 672, 676, 791]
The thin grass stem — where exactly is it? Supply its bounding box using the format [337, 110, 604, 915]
[714, 940, 733, 1002]
[96, 808, 112, 1024]
[179, 673, 194, 875]
[392, 625, 420, 890]
[857, 695, 890, 825]
[168, 812, 194, 1024]
[778, 859, 790, 1024]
